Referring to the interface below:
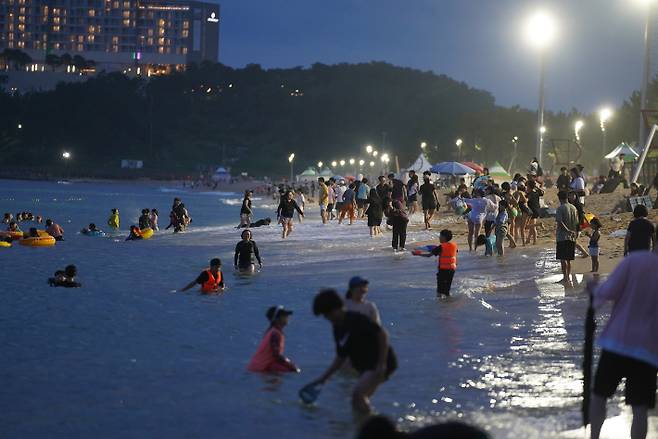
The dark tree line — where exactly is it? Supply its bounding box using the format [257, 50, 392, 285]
[0, 61, 651, 178]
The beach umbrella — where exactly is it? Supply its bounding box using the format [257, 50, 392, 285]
[461, 161, 484, 173]
[582, 292, 596, 427]
[332, 175, 345, 181]
[604, 143, 639, 161]
[430, 161, 476, 175]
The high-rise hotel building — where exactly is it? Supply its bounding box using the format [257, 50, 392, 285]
[0, 0, 220, 73]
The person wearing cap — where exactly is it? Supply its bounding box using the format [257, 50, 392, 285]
[307, 289, 397, 414]
[345, 277, 380, 325]
[247, 306, 299, 373]
[179, 258, 225, 293]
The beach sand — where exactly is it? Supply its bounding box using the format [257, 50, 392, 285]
[408, 186, 658, 276]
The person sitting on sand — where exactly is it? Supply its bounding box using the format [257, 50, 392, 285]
[45, 219, 65, 241]
[345, 276, 381, 325]
[247, 306, 299, 373]
[107, 208, 120, 230]
[234, 229, 262, 273]
[305, 289, 397, 414]
[125, 225, 143, 241]
[48, 265, 81, 288]
[179, 257, 225, 294]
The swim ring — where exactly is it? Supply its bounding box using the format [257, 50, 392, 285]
[140, 227, 154, 240]
[19, 235, 56, 247]
[0, 241, 11, 248]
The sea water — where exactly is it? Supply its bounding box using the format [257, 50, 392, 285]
[0, 180, 652, 439]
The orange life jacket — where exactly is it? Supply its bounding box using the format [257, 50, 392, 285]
[201, 269, 222, 293]
[438, 242, 458, 270]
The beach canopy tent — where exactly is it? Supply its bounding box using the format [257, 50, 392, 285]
[318, 167, 334, 178]
[461, 161, 484, 173]
[297, 167, 318, 182]
[211, 166, 231, 182]
[605, 143, 640, 161]
[488, 161, 512, 180]
[430, 161, 476, 175]
[401, 154, 434, 176]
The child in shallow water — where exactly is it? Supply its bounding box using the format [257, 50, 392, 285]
[247, 306, 299, 373]
[587, 217, 602, 273]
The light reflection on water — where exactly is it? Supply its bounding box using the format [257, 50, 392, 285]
[0, 180, 652, 439]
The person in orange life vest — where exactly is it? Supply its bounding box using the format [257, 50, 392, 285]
[431, 229, 458, 297]
[179, 258, 225, 294]
[247, 306, 299, 373]
[125, 225, 143, 241]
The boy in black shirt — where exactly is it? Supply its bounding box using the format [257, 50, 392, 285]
[625, 205, 655, 255]
[234, 229, 262, 272]
[306, 289, 397, 414]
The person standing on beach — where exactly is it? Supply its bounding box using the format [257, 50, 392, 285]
[388, 200, 409, 251]
[318, 178, 329, 224]
[406, 171, 419, 215]
[295, 189, 306, 223]
[431, 229, 458, 296]
[356, 178, 370, 219]
[556, 167, 571, 192]
[419, 172, 440, 230]
[306, 289, 397, 414]
[339, 183, 357, 225]
[239, 191, 253, 228]
[366, 188, 384, 237]
[555, 190, 579, 285]
[277, 190, 304, 239]
[624, 205, 655, 255]
[388, 173, 407, 205]
[494, 201, 509, 257]
[588, 245, 658, 439]
[570, 167, 586, 205]
[465, 190, 496, 251]
[327, 178, 337, 220]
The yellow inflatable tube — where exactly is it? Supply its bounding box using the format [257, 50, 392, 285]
[140, 227, 154, 240]
[0, 241, 11, 248]
[19, 235, 56, 247]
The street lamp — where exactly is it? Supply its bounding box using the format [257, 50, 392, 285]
[369, 161, 375, 168]
[62, 151, 71, 159]
[331, 160, 337, 168]
[574, 120, 584, 142]
[339, 160, 345, 167]
[638, 0, 654, 151]
[524, 10, 557, 169]
[366, 145, 373, 155]
[349, 158, 355, 165]
[372, 150, 379, 158]
[456, 138, 463, 161]
[288, 153, 295, 182]
[599, 107, 613, 157]
[420, 142, 427, 150]
[317, 161, 323, 169]
[17, 123, 22, 129]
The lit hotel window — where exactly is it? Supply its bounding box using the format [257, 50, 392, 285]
[122, 10, 129, 18]
[147, 37, 153, 45]
[88, 9, 95, 17]
[112, 44, 118, 52]
[18, 24, 25, 32]
[158, 46, 163, 53]
[77, 43, 83, 51]
[123, 1, 130, 8]
[182, 47, 187, 54]
[17, 41, 24, 48]
[147, 29, 153, 36]
[78, 35, 84, 42]
[112, 36, 118, 44]
[158, 37, 164, 45]
[8, 33, 14, 41]
[182, 29, 188, 38]
[52, 25, 60, 32]
[88, 25, 95, 33]
[112, 1, 119, 8]
[8, 42, 14, 48]
[19, 7, 25, 14]
[87, 35, 95, 43]
[158, 28, 164, 36]
[123, 19, 130, 26]
[182, 20, 189, 29]
[54, 43, 60, 49]
[53, 17, 60, 24]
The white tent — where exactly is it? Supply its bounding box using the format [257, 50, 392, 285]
[297, 167, 318, 183]
[400, 154, 437, 182]
[604, 143, 640, 160]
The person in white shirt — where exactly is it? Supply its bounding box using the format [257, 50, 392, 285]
[295, 190, 306, 223]
[569, 167, 586, 205]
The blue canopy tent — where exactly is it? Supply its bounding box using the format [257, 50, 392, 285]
[430, 161, 476, 175]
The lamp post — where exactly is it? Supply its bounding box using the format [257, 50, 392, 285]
[62, 151, 71, 177]
[455, 138, 463, 161]
[358, 159, 365, 177]
[288, 153, 295, 182]
[339, 159, 345, 167]
[639, 0, 653, 152]
[524, 10, 557, 169]
[574, 120, 584, 143]
[381, 154, 390, 174]
[331, 160, 337, 168]
[317, 161, 323, 169]
[599, 107, 613, 158]
[349, 158, 356, 177]
[366, 145, 373, 155]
